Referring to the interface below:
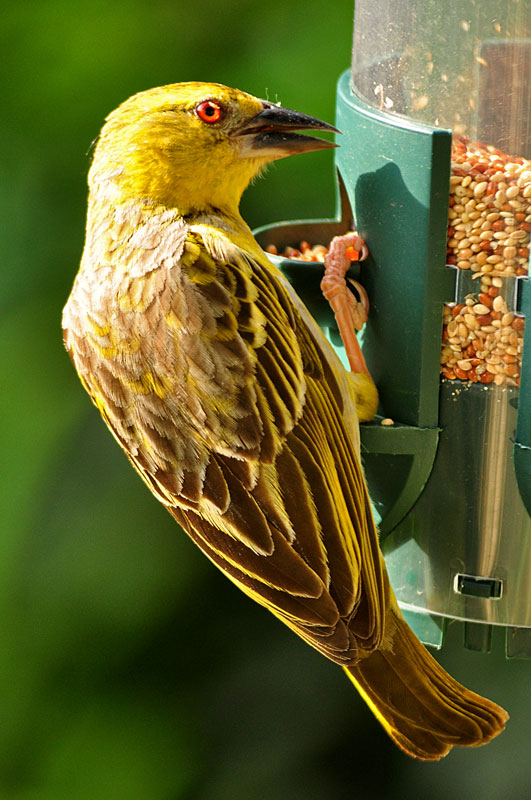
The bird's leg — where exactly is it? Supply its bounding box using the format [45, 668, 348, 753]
[321, 233, 371, 375]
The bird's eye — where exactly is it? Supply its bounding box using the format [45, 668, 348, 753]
[196, 100, 223, 124]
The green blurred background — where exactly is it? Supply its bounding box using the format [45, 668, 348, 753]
[1, 1, 529, 798]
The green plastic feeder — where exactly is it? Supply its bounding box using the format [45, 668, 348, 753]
[255, 0, 531, 656]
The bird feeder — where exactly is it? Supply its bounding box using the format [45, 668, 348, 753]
[255, 0, 531, 656]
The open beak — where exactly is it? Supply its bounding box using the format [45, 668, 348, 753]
[237, 101, 340, 159]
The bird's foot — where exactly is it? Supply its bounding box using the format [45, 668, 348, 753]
[321, 233, 371, 375]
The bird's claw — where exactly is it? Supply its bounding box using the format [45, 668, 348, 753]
[324, 232, 369, 270]
[320, 233, 371, 376]
[346, 279, 369, 330]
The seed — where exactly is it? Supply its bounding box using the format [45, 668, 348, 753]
[478, 292, 493, 307]
[454, 366, 469, 380]
[447, 321, 458, 337]
[464, 314, 480, 329]
[473, 303, 490, 315]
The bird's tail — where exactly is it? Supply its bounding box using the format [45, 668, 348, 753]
[344, 610, 508, 760]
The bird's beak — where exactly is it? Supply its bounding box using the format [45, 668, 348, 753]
[237, 101, 340, 159]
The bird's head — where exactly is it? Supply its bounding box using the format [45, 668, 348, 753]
[89, 82, 338, 217]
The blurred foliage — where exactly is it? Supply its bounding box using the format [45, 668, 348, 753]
[1, 1, 529, 798]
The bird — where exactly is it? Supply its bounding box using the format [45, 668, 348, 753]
[63, 81, 507, 760]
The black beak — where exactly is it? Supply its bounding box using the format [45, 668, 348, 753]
[237, 101, 340, 158]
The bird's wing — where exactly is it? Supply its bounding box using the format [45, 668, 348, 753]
[65, 220, 385, 662]
[169, 229, 386, 662]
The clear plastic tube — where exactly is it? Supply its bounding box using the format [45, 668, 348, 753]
[351, 0, 530, 157]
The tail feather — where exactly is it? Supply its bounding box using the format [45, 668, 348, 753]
[345, 612, 508, 761]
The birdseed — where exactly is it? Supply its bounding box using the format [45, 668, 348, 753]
[441, 278, 524, 387]
[448, 135, 530, 279]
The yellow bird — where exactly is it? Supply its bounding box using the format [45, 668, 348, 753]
[63, 82, 507, 760]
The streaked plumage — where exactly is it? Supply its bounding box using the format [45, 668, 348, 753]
[63, 82, 507, 759]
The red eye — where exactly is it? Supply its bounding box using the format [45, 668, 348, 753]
[196, 100, 223, 123]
